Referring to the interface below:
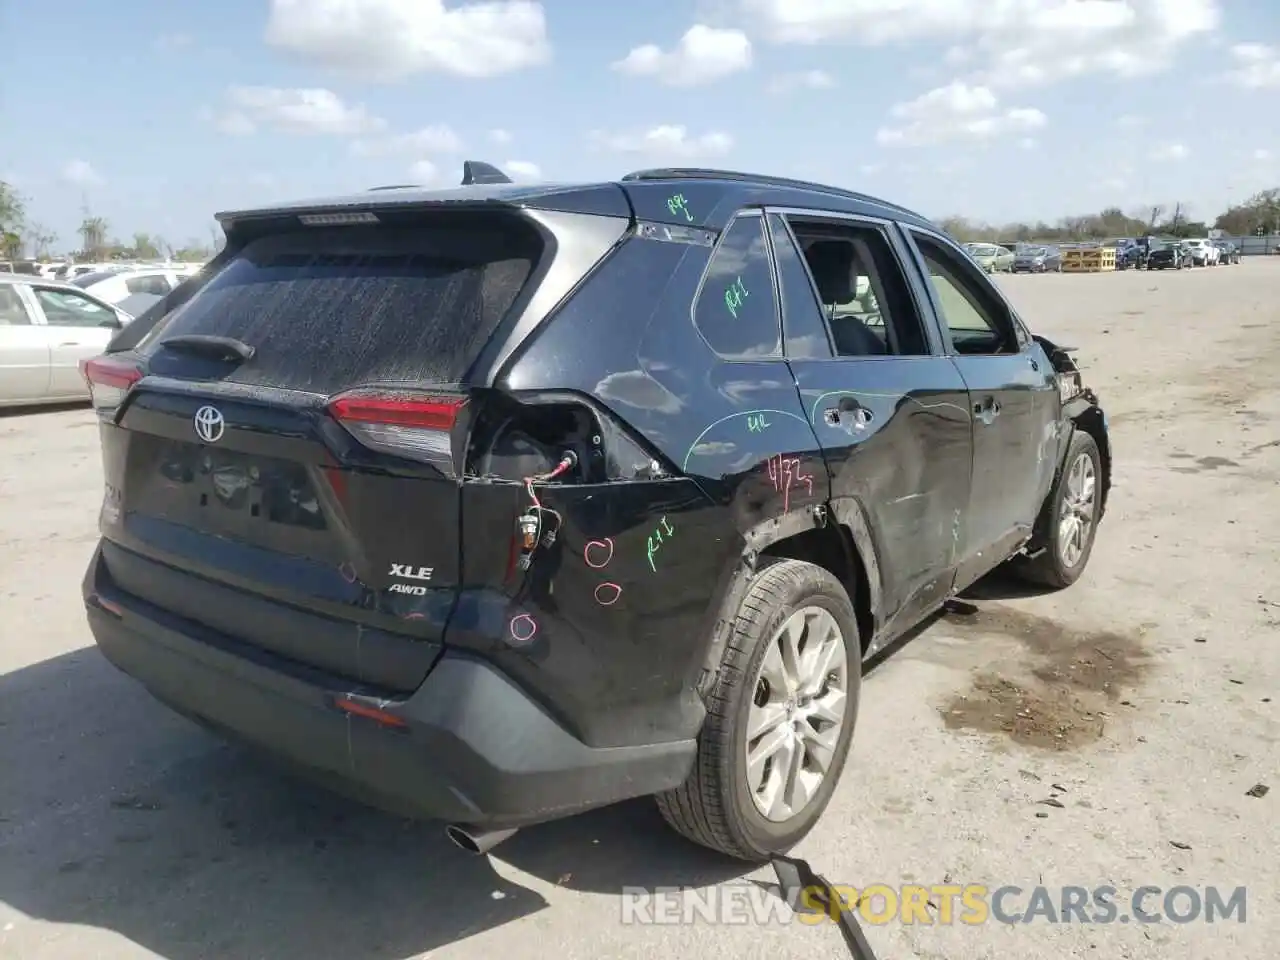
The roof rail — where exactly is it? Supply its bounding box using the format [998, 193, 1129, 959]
[368, 184, 422, 191]
[461, 161, 512, 186]
[619, 167, 927, 222]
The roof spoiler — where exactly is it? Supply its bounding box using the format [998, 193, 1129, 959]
[461, 161, 512, 186]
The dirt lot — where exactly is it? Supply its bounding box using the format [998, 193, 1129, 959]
[1, 259, 1277, 960]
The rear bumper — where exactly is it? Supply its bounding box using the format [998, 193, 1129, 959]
[83, 545, 696, 829]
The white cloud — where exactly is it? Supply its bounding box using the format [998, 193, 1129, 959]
[741, 0, 1220, 88]
[1254, 148, 1273, 161]
[154, 33, 192, 51]
[504, 160, 541, 181]
[61, 160, 102, 187]
[767, 69, 836, 93]
[264, 0, 550, 80]
[409, 159, 439, 182]
[214, 87, 386, 136]
[875, 82, 1045, 146]
[589, 125, 733, 161]
[1224, 43, 1280, 88]
[1150, 142, 1188, 161]
[213, 111, 257, 136]
[489, 128, 512, 145]
[613, 25, 752, 86]
[1018, 137, 1037, 150]
[351, 125, 463, 156]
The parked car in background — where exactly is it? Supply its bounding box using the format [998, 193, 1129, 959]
[1181, 239, 1220, 267]
[0, 260, 42, 275]
[55, 262, 131, 282]
[1210, 238, 1240, 264]
[1011, 245, 1062, 272]
[0, 275, 132, 408]
[1116, 242, 1146, 270]
[80, 163, 1111, 863]
[1146, 241, 1186, 270]
[964, 242, 1016, 274]
[73, 265, 196, 305]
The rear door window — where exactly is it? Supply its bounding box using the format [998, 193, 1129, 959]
[32, 287, 118, 327]
[144, 218, 541, 393]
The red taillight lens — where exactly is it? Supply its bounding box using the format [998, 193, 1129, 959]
[328, 390, 466, 471]
[81, 355, 143, 412]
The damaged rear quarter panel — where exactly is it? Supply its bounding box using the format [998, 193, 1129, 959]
[481, 220, 829, 749]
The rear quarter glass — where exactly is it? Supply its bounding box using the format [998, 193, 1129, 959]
[143, 216, 543, 394]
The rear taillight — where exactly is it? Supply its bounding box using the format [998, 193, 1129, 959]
[328, 390, 466, 472]
[81, 355, 143, 413]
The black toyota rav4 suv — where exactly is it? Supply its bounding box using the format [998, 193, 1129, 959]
[82, 163, 1110, 863]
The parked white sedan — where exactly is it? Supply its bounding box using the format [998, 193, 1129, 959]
[73, 264, 196, 305]
[0, 276, 133, 408]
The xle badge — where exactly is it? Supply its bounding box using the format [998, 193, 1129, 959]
[388, 563, 434, 596]
[389, 564, 434, 581]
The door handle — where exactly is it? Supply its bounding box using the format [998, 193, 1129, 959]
[823, 397, 874, 429]
[973, 397, 1001, 423]
[59, 341, 82, 347]
[1028, 357, 1039, 372]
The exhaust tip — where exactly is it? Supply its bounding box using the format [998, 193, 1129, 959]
[445, 824, 482, 855]
[445, 823, 517, 856]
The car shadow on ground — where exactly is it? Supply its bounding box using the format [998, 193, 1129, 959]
[0, 647, 748, 960]
[957, 567, 1059, 602]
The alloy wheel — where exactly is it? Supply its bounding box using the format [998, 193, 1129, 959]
[1058, 452, 1097, 569]
[745, 606, 849, 823]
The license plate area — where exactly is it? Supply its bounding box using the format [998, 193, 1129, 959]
[140, 440, 328, 536]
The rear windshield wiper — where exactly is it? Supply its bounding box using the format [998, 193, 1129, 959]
[159, 334, 255, 363]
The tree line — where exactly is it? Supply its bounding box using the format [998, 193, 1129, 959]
[1, 181, 222, 264]
[937, 188, 1280, 245]
[4, 177, 1278, 262]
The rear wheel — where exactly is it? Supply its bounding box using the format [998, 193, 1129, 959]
[1013, 430, 1102, 589]
[656, 559, 861, 862]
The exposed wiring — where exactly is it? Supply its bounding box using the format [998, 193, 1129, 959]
[519, 451, 576, 562]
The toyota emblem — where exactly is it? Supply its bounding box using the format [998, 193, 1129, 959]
[194, 405, 225, 444]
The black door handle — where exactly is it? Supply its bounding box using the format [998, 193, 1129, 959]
[824, 397, 873, 429]
[974, 397, 1001, 422]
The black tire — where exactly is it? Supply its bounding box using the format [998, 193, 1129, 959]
[656, 559, 861, 862]
[1012, 430, 1102, 589]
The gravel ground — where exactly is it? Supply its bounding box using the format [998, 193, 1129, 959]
[1, 259, 1277, 960]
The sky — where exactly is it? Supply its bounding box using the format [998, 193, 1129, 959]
[2, 0, 1278, 252]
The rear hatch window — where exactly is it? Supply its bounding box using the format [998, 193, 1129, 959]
[141, 214, 542, 393]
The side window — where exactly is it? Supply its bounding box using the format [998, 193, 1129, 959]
[0, 287, 33, 325]
[32, 288, 117, 328]
[126, 274, 171, 296]
[693, 214, 781, 359]
[911, 233, 1019, 356]
[766, 214, 832, 359]
[786, 217, 929, 358]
